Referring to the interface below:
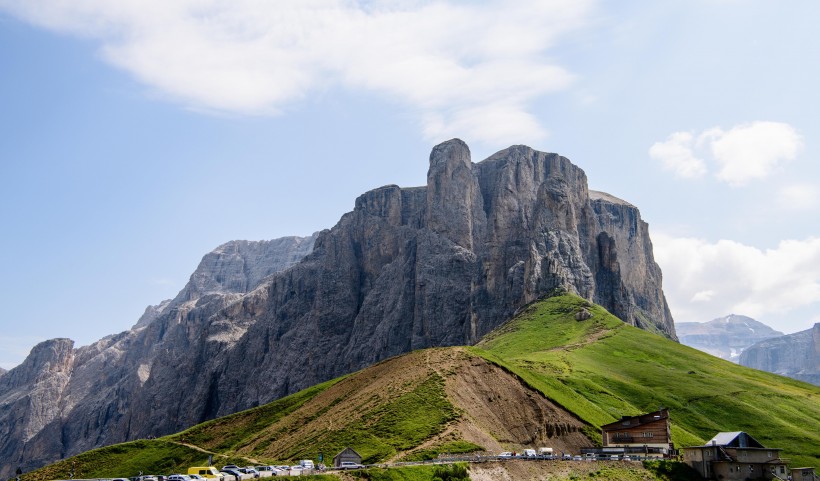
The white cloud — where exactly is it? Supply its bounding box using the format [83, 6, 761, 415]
[0, 0, 593, 145]
[649, 131, 707, 178]
[654, 232, 820, 333]
[650, 121, 802, 186]
[707, 122, 803, 186]
[777, 183, 820, 210]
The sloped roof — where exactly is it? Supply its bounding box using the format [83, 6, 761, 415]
[705, 432, 765, 448]
[333, 447, 362, 459]
[601, 409, 669, 430]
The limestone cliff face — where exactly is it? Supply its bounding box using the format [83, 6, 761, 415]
[0, 339, 74, 472]
[739, 323, 820, 385]
[0, 140, 675, 476]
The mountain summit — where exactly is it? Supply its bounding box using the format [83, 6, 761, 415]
[0, 140, 674, 475]
[676, 314, 784, 361]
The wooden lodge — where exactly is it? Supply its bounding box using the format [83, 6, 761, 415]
[599, 409, 674, 458]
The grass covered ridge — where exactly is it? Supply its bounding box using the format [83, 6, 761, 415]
[19, 440, 250, 481]
[473, 294, 820, 468]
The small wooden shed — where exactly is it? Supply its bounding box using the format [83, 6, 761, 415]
[791, 467, 819, 481]
[333, 447, 362, 468]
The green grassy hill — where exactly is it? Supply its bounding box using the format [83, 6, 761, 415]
[19, 294, 820, 480]
[473, 294, 820, 468]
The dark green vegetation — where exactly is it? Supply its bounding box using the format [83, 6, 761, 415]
[642, 460, 704, 481]
[474, 294, 820, 468]
[431, 463, 470, 481]
[344, 464, 469, 481]
[400, 441, 484, 462]
[351, 465, 460, 481]
[20, 294, 820, 480]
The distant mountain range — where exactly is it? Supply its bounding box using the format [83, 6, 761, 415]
[0, 139, 676, 476]
[677, 314, 819, 386]
[740, 323, 820, 386]
[675, 314, 783, 362]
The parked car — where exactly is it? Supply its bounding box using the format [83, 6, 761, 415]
[254, 466, 279, 478]
[188, 467, 224, 480]
[220, 469, 246, 481]
[222, 466, 239, 471]
[339, 462, 364, 470]
[573, 455, 583, 461]
[167, 475, 191, 481]
[498, 452, 513, 459]
[238, 468, 260, 479]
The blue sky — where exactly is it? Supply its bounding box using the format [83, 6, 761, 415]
[1, 0, 819, 369]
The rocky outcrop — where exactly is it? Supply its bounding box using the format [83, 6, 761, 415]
[0, 140, 675, 476]
[0, 339, 74, 473]
[133, 236, 318, 329]
[739, 323, 820, 385]
[677, 314, 784, 362]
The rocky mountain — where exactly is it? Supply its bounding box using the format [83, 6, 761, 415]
[739, 323, 820, 386]
[0, 140, 675, 476]
[676, 314, 784, 362]
[0, 235, 317, 475]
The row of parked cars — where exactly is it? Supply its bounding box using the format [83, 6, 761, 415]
[125, 462, 318, 481]
[117, 458, 365, 481]
[201, 463, 318, 479]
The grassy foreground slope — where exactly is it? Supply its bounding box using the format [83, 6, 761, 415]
[473, 294, 820, 468]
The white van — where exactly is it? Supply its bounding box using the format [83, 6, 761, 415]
[523, 449, 537, 457]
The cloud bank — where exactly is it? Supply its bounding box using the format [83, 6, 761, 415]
[654, 232, 820, 332]
[650, 121, 803, 186]
[0, 0, 593, 146]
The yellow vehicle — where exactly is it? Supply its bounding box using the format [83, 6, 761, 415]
[188, 467, 224, 480]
